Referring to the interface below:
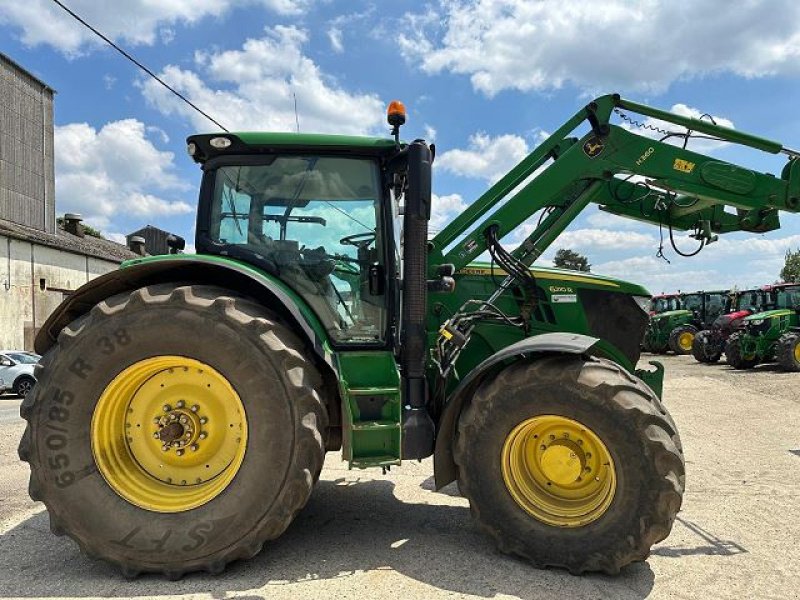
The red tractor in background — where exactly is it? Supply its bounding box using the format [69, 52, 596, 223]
[691, 287, 775, 363]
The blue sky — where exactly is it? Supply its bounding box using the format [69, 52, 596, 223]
[2, 0, 800, 293]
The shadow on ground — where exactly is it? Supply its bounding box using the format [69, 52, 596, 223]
[0, 478, 665, 599]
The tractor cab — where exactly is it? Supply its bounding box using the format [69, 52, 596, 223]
[189, 133, 403, 348]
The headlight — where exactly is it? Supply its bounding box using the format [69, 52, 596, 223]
[749, 319, 765, 326]
[633, 296, 651, 314]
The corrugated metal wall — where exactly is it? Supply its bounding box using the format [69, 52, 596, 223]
[0, 55, 56, 234]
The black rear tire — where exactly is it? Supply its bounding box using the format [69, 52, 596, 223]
[18, 284, 328, 577]
[725, 332, 758, 369]
[691, 330, 721, 363]
[777, 333, 800, 372]
[454, 355, 684, 574]
[668, 325, 697, 355]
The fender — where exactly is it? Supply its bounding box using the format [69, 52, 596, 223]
[433, 332, 601, 490]
[34, 255, 334, 372]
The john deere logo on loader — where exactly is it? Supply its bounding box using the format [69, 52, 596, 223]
[583, 137, 605, 158]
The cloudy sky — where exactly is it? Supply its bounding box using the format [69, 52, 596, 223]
[2, 0, 800, 293]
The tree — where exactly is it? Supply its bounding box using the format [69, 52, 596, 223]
[781, 248, 800, 282]
[553, 248, 591, 272]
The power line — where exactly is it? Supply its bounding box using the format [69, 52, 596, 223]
[49, 0, 229, 132]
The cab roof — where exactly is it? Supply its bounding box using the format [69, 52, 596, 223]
[186, 132, 399, 163]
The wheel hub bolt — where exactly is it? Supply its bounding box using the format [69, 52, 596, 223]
[176, 449, 184, 457]
[191, 405, 199, 413]
[163, 405, 171, 412]
[199, 432, 207, 440]
[199, 417, 208, 425]
[176, 400, 185, 408]
[161, 445, 169, 452]
[179, 416, 188, 424]
[191, 444, 199, 452]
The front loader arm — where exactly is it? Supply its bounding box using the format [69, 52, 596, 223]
[428, 94, 800, 273]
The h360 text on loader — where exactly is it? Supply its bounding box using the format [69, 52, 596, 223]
[19, 94, 800, 577]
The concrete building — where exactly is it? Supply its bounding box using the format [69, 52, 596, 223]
[0, 55, 137, 351]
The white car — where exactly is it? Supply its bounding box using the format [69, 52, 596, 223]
[0, 351, 40, 397]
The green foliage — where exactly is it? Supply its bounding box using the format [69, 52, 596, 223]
[781, 248, 800, 282]
[553, 248, 591, 272]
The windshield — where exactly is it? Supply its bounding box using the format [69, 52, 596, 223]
[683, 294, 703, 312]
[704, 292, 727, 320]
[651, 297, 681, 313]
[208, 156, 386, 344]
[6, 352, 39, 364]
[776, 286, 800, 309]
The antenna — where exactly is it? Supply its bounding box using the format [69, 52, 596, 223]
[293, 92, 300, 133]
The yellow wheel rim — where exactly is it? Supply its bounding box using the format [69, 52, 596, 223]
[678, 332, 694, 351]
[794, 343, 800, 362]
[91, 356, 247, 513]
[501, 415, 616, 527]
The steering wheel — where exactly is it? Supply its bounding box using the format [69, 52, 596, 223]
[339, 232, 376, 249]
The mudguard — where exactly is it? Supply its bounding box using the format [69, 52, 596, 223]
[34, 255, 334, 371]
[433, 332, 600, 489]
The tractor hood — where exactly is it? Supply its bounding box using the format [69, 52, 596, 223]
[459, 263, 651, 296]
[652, 309, 691, 320]
[743, 308, 793, 321]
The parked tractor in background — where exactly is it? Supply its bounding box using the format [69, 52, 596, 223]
[725, 283, 800, 370]
[691, 287, 774, 363]
[643, 290, 730, 355]
[19, 95, 800, 578]
[649, 293, 683, 316]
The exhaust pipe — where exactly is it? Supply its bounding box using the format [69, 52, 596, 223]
[401, 140, 435, 460]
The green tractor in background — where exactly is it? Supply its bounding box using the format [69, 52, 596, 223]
[643, 290, 731, 355]
[649, 293, 683, 315]
[19, 94, 800, 578]
[691, 286, 775, 363]
[725, 283, 800, 370]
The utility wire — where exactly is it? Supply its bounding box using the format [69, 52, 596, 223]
[49, 0, 229, 132]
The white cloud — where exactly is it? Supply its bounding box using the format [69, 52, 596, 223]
[553, 228, 657, 251]
[327, 27, 344, 53]
[619, 103, 736, 153]
[436, 132, 529, 183]
[55, 119, 193, 229]
[399, 0, 800, 96]
[430, 193, 469, 234]
[424, 124, 437, 142]
[0, 0, 310, 54]
[140, 26, 384, 135]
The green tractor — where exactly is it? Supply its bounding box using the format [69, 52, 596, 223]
[649, 293, 683, 315]
[691, 286, 775, 363]
[725, 283, 800, 370]
[643, 290, 731, 355]
[19, 95, 800, 577]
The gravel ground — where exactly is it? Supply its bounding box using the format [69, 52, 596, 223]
[0, 354, 798, 600]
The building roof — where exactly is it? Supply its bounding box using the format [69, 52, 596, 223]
[126, 224, 175, 238]
[0, 52, 55, 93]
[0, 218, 137, 262]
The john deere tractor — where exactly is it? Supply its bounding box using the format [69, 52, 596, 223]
[725, 283, 800, 370]
[643, 290, 731, 354]
[19, 95, 800, 577]
[649, 293, 683, 315]
[691, 287, 774, 363]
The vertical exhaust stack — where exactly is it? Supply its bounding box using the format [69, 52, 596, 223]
[63, 213, 84, 238]
[128, 235, 146, 256]
[401, 139, 435, 460]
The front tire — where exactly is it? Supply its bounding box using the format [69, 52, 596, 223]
[18, 284, 327, 577]
[725, 332, 758, 369]
[669, 325, 697, 355]
[691, 330, 721, 363]
[776, 333, 800, 372]
[454, 355, 684, 574]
